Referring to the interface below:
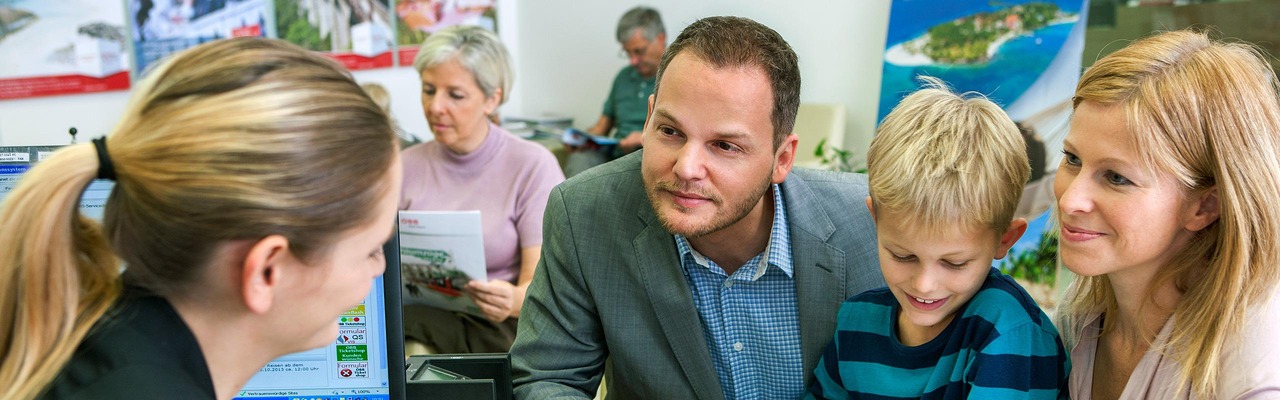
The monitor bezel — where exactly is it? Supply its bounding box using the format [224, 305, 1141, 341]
[382, 219, 407, 400]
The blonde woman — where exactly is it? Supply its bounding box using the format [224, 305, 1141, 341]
[1055, 30, 1280, 398]
[0, 37, 401, 400]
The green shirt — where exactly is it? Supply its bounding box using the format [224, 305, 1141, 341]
[602, 65, 655, 139]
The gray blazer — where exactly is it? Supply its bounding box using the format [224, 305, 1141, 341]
[511, 152, 883, 400]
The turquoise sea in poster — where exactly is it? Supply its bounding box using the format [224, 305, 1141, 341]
[878, 0, 1083, 122]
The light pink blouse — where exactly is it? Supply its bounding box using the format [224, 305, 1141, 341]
[1069, 289, 1280, 399]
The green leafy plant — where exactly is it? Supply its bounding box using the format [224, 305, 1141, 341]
[999, 229, 1058, 286]
[814, 138, 865, 173]
[276, 0, 328, 51]
[396, 16, 429, 46]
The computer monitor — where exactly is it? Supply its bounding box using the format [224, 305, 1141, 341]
[407, 353, 512, 400]
[235, 224, 407, 400]
[0, 145, 407, 400]
[0, 145, 113, 220]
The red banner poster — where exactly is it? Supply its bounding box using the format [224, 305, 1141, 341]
[0, 1, 131, 100]
[276, 0, 395, 71]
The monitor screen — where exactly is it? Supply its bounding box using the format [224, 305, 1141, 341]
[0, 145, 406, 400]
[234, 223, 407, 400]
[232, 221, 404, 400]
[0, 145, 113, 220]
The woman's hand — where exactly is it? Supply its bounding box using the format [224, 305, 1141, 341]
[465, 279, 516, 323]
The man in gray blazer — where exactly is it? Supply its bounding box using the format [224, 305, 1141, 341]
[511, 16, 883, 400]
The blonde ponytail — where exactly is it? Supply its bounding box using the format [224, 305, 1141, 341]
[1, 37, 396, 400]
[0, 144, 121, 400]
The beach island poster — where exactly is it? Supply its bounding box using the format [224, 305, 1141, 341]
[879, 0, 1089, 311]
[275, 0, 394, 70]
[0, 0, 130, 100]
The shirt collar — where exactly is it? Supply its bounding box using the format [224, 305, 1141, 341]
[675, 184, 793, 279]
[626, 66, 656, 86]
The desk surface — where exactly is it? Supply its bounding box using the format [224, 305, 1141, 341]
[522, 131, 569, 169]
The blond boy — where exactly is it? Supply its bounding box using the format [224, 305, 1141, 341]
[806, 78, 1069, 399]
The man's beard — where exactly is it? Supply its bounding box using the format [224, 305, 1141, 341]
[645, 173, 773, 238]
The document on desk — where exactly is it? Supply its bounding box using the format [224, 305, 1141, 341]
[398, 210, 487, 317]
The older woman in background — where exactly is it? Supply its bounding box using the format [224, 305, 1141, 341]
[400, 25, 564, 353]
[1055, 30, 1280, 398]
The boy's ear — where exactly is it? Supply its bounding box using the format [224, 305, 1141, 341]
[993, 218, 1028, 259]
[240, 235, 292, 315]
[865, 196, 875, 223]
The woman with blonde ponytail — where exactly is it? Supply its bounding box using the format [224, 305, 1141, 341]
[1054, 30, 1280, 398]
[0, 37, 401, 400]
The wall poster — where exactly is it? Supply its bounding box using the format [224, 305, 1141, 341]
[880, 0, 1090, 311]
[394, 0, 494, 67]
[0, 0, 130, 100]
[129, 0, 271, 76]
[276, 0, 394, 70]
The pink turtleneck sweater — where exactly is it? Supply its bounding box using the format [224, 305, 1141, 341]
[400, 123, 565, 283]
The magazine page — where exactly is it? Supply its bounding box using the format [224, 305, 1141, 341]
[561, 127, 619, 147]
[398, 210, 486, 316]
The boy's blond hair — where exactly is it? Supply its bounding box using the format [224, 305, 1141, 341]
[867, 77, 1030, 235]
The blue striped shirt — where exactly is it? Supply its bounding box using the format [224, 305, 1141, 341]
[675, 184, 803, 400]
[807, 268, 1069, 399]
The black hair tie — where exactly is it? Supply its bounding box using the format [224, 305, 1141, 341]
[92, 137, 117, 181]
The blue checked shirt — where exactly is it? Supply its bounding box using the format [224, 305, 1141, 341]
[674, 184, 803, 400]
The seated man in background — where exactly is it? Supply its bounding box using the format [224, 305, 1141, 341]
[563, 6, 666, 177]
[511, 16, 884, 400]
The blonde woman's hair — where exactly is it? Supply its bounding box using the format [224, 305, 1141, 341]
[867, 76, 1030, 234]
[1056, 29, 1280, 397]
[0, 37, 397, 400]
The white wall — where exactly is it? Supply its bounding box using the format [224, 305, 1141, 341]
[0, 90, 130, 146]
[513, 0, 892, 158]
[1, 0, 892, 156]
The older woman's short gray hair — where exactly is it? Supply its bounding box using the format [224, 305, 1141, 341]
[412, 25, 512, 105]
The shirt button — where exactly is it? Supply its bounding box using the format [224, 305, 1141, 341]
[733, 342, 744, 351]
[724, 280, 734, 288]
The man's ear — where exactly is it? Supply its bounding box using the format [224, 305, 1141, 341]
[641, 94, 655, 144]
[994, 218, 1029, 259]
[771, 134, 798, 184]
[646, 93, 654, 122]
[1184, 187, 1220, 232]
[865, 196, 875, 223]
[241, 235, 292, 315]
